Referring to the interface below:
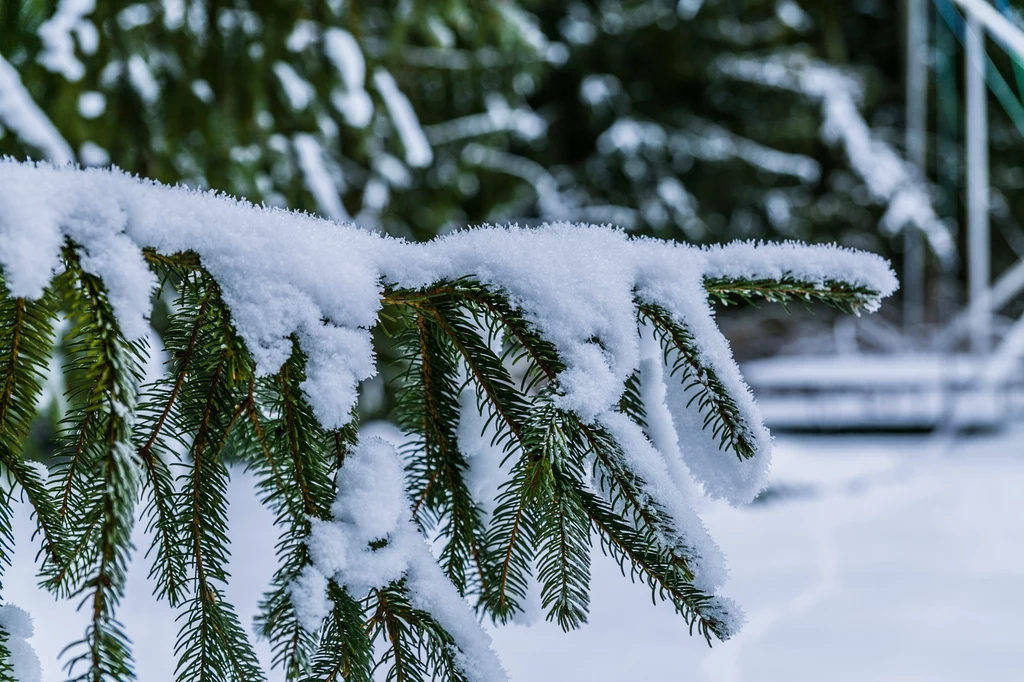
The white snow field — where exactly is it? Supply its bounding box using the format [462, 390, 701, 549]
[8, 428, 1023, 681]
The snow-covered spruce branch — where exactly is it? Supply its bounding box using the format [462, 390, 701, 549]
[0, 55, 74, 165]
[714, 51, 956, 266]
[0, 160, 896, 681]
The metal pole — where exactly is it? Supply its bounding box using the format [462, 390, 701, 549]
[905, 0, 929, 331]
[952, 0, 1024, 60]
[966, 11, 991, 354]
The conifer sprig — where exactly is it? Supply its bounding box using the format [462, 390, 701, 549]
[48, 252, 147, 682]
[638, 302, 758, 460]
[250, 346, 343, 680]
[165, 274, 264, 682]
[704, 275, 883, 314]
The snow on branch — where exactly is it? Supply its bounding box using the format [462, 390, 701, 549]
[714, 51, 956, 266]
[0, 56, 75, 164]
[36, 0, 96, 82]
[0, 160, 897, 678]
[597, 116, 821, 183]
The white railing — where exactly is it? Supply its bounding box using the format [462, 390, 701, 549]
[912, 0, 1024, 367]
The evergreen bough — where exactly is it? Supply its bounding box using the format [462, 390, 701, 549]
[0, 162, 897, 681]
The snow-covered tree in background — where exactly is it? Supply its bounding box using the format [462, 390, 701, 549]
[0, 160, 897, 681]
[526, 0, 954, 251]
[9, 0, 1024, 324]
[0, 0, 961, 249]
[0, 0, 555, 241]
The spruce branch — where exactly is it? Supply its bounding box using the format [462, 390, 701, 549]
[0, 275, 64, 571]
[391, 304, 488, 598]
[303, 582, 373, 682]
[529, 401, 592, 631]
[250, 345, 339, 680]
[168, 274, 264, 682]
[49, 252, 146, 682]
[573, 417, 735, 640]
[638, 303, 758, 460]
[134, 272, 215, 607]
[368, 585, 471, 682]
[703, 275, 883, 314]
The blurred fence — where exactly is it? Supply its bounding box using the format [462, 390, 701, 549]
[747, 0, 1024, 432]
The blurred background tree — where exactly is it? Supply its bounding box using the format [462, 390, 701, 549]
[3, 0, 1024, 395]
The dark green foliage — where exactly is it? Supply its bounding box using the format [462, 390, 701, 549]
[391, 298, 484, 596]
[527, 400, 592, 631]
[0, 0, 547, 242]
[157, 272, 263, 682]
[704, 275, 886, 314]
[41, 256, 146, 682]
[367, 584, 472, 682]
[304, 582, 374, 682]
[249, 347, 348, 681]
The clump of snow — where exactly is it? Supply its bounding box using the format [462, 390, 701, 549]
[597, 116, 820, 184]
[286, 20, 318, 52]
[677, 0, 707, 20]
[681, 118, 821, 183]
[190, 79, 214, 104]
[36, 0, 95, 81]
[426, 95, 547, 146]
[0, 56, 75, 164]
[325, 28, 374, 128]
[458, 385, 505, 521]
[580, 74, 621, 108]
[294, 437, 508, 682]
[715, 52, 955, 265]
[776, 0, 812, 32]
[127, 55, 159, 105]
[77, 91, 106, 119]
[293, 134, 349, 221]
[79, 141, 109, 166]
[0, 604, 42, 682]
[274, 61, 315, 111]
[117, 3, 154, 30]
[373, 69, 433, 167]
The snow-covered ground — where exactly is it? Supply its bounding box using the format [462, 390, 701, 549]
[8, 428, 1024, 681]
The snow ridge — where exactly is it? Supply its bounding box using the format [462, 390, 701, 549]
[0, 56, 75, 164]
[0, 156, 896, 477]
